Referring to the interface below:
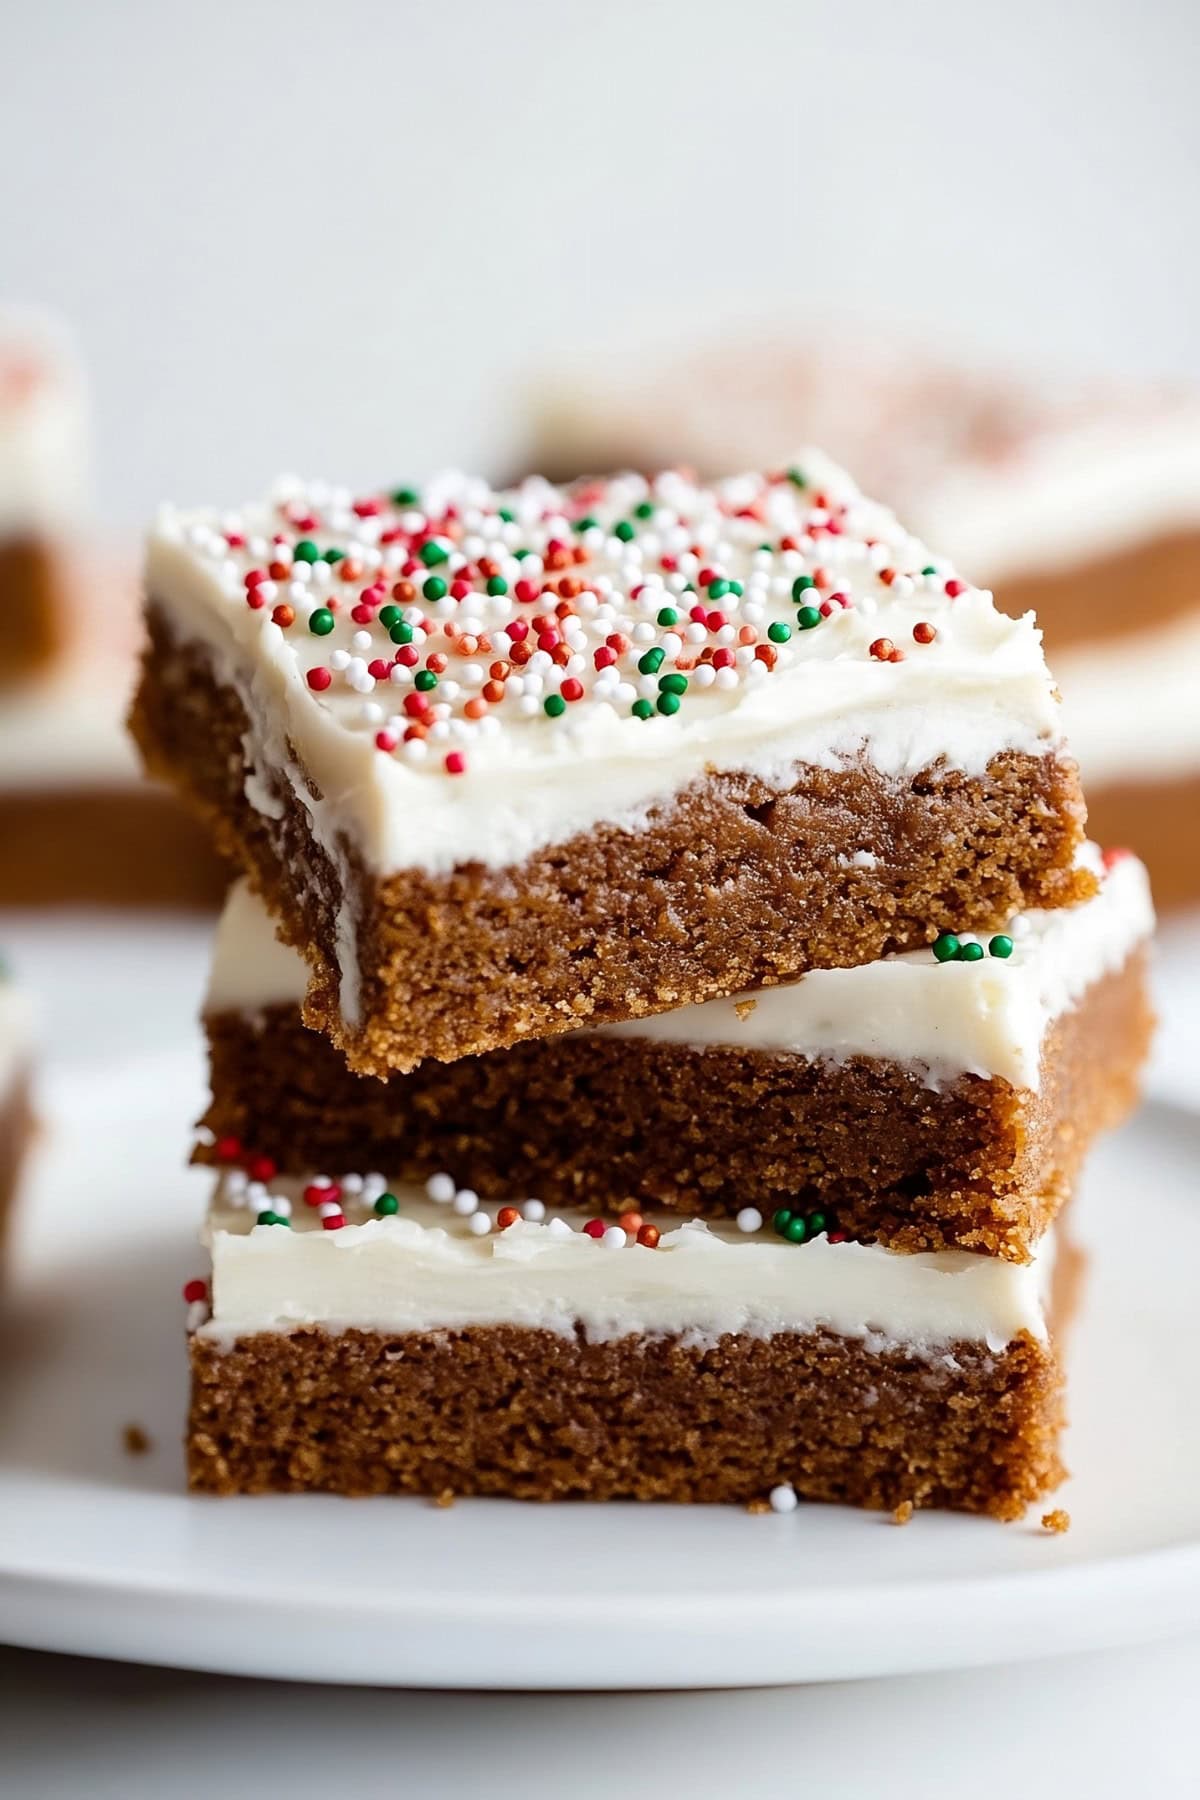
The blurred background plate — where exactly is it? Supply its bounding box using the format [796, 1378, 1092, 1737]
[0, 913, 1198, 1690]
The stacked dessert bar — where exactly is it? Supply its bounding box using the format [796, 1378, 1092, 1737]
[132, 454, 1153, 1517]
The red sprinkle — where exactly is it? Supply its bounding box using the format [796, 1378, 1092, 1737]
[636, 1224, 661, 1249]
[944, 578, 967, 598]
[497, 1206, 521, 1230]
[321, 1213, 346, 1231]
[307, 666, 332, 691]
[869, 638, 895, 661]
[582, 1218, 606, 1240]
[304, 1181, 339, 1208]
[912, 621, 937, 645]
[247, 1153, 277, 1184]
[375, 730, 398, 753]
[561, 677, 584, 702]
[214, 1135, 242, 1164]
[182, 1278, 208, 1304]
[445, 751, 467, 775]
[272, 603, 296, 629]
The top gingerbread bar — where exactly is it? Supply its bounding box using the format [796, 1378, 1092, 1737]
[132, 453, 1092, 1074]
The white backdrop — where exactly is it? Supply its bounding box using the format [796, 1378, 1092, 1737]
[4, 0, 1198, 522]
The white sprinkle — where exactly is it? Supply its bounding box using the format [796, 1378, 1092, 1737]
[426, 1172, 456, 1203]
[522, 1198, 546, 1222]
[736, 1207, 764, 1234]
[467, 1211, 492, 1236]
[452, 1188, 480, 1217]
[769, 1484, 799, 1515]
[269, 1195, 293, 1218]
[317, 1200, 343, 1219]
[602, 1226, 627, 1250]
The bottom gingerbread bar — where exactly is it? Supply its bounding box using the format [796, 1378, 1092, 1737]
[186, 1175, 1069, 1518]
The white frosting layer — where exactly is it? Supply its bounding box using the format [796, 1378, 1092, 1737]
[207, 848, 1152, 1088]
[0, 309, 90, 538]
[202, 1179, 1050, 1353]
[0, 659, 140, 791]
[148, 456, 1066, 888]
[921, 411, 1200, 583]
[1056, 611, 1200, 786]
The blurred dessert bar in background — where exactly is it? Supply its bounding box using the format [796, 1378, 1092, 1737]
[529, 334, 1200, 907]
[0, 307, 225, 908]
[0, 951, 34, 1253]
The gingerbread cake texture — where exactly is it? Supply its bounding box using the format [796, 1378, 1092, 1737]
[198, 846, 1153, 1259]
[133, 454, 1091, 1074]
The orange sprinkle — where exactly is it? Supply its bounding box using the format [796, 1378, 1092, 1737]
[464, 696, 488, 720]
[618, 1211, 644, 1234]
[482, 679, 506, 704]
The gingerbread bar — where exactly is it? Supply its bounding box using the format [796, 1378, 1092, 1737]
[0, 309, 225, 909]
[133, 456, 1091, 1073]
[530, 337, 1200, 908]
[186, 1171, 1067, 1518]
[198, 846, 1150, 1259]
[0, 956, 34, 1256]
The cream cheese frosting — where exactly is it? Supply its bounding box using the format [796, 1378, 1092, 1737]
[206, 847, 1152, 1089]
[200, 1174, 1051, 1354]
[147, 453, 1066, 885]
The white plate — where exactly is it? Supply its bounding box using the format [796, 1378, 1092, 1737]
[0, 915, 1199, 1689]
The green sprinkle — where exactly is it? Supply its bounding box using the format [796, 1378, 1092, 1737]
[389, 620, 413, 646]
[791, 575, 815, 598]
[932, 932, 960, 963]
[707, 578, 731, 599]
[419, 540, 449, 567]
[256, 1210, 287, 1228]
[772, 1208, 794, 1234]
[422, 575, 448, 601]
[796, 605, 822, 630]
[656, 606, 679, 627]
[544, 693, 567, 718]
[513, 547, 533, 560]
[807, 1212, 827, 1237]
[324, 548, 345, 564]
[414, 669, 438, 692]
[786, 467, 807, 488]
[631, 698, 655, 720]
[759, 542, 774, 553]
[391, 486, 420, 507]
[634, 501, 655, 519]
[638, 647, 665, 675]
[768, 621, 791, 643]
[783, 1215, 809, 1244]
[308, 607, 335, 637]
[921, 564, 938, 577]
[613, 520, 636, 542]
[728, 580, 744, 597]
[292, 539, 320, 564]
[958, 941, 985, 963]
[573, 515, 597, 532]
[379, 603, 402, 628]
[659, 672, 688, 696]
[373, 1192, 400, 1217]
[497, 506, 516, 524]
[989, 935, 1014, 959]
[486, 575, 508, 597]
[656, 691, 681, 716]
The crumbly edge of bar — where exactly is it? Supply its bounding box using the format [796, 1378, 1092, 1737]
[0, 787, 228, 909]
[132, 606, 1093, 1074]
[196, 945, 1150, 1258]
[187, 1322, 1064, 1519]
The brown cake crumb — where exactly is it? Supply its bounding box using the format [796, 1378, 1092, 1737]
[1041, 1508, 1071, 1534]
[122, 1423, 152, 1455]
[892, 1500, 915, 1526]
[434, 1488, 456, 1509]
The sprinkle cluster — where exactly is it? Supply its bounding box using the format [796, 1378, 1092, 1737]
[166, 459, 975, 780]
[204, 1142, 840, 1255]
